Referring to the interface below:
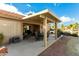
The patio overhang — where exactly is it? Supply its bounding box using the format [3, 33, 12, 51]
[22, 9, 60, 24]
[22, 9, 60, 48]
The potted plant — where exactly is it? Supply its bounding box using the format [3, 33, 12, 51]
[0, 33, 4, 46]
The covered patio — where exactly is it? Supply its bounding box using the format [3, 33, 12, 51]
[22, 9, 60, 48]
[1, 9, 60, 56]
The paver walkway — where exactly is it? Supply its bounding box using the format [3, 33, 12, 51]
[39, 36, 79, 56]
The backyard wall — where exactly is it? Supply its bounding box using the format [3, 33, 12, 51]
[0, 17, 23, 44]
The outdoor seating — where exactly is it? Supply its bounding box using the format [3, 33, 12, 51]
[9, 36, 21, 44]
[34, 31, 50, 41]
[35, 31, 43, 41]
[23, 30, 32, 40]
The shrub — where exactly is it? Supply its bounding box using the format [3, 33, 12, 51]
[62, 32, 78, 37]
[71, 33, 78, 37]
[57, 29, 63, 37]
[0, 33, 4, 46]
[57, 29, 78, 37]
[63, 32, 71, 36]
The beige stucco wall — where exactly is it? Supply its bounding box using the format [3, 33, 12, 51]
[0, 17, 23, 44]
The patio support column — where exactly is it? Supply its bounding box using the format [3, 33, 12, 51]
[40, 24, 42, 33]
[21, 22, 23, 40]
[43, 17, 48, 48]
[55, 21, 57, 39]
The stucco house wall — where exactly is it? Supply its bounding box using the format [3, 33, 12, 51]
[0, 17, 23, 44]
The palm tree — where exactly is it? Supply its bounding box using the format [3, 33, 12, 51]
[74, 23, 79, 30]
[70, 23, 78, 30]
[68, 23, 79, 34]
[61, 24, 65, 31]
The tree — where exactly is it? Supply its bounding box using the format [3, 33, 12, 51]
[61, 24, 65, 31]
[74, 23, 79, 29]
[69, 23, 79, 30]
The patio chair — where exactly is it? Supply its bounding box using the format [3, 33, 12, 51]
[23, 30, 32, 40]
[9, 36, 21, 44]
[35, 31, 44, 41]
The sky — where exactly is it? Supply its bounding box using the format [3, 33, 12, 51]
[0, 3, 79, 26]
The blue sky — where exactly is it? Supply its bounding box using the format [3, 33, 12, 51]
[0, 3, 79, 26]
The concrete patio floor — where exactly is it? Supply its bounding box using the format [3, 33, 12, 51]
[6, 34, 56, 56]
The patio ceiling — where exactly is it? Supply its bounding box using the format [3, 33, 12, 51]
[22, 9, 60, 25]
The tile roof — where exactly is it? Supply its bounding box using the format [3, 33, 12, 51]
[0, 10, 24, 20]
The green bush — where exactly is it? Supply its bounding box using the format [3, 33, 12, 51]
[57, 29, 63, 37]
[57, 29, 78, 37]
[0, 33, 4, 46]
[71, 33, 78, 37]
[63, 32, 71, 36]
